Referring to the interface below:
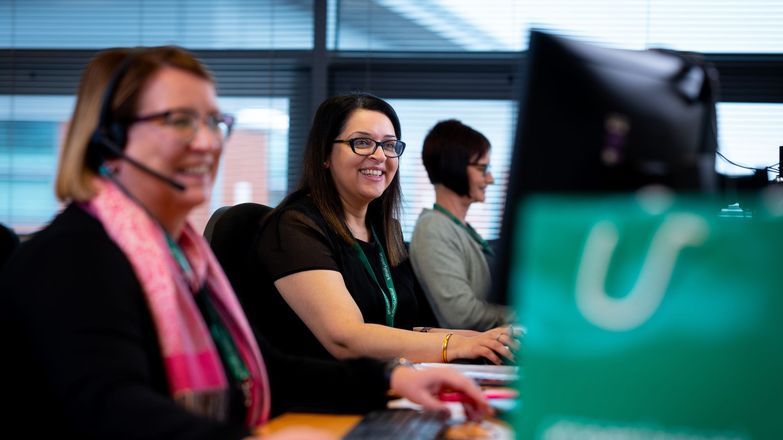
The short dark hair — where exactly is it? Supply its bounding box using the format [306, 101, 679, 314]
[421, 119, 490, 196]
[293, 92, 407, 266]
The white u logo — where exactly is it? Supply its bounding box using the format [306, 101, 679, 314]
[575, 213, 709, 332]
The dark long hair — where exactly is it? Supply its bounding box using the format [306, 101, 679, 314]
[289, 92, 407, 265]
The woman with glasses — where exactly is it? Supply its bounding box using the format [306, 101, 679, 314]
[0, 50, 491, 440]
[410, 120, 515, 331]
[251, 93, 516, 365]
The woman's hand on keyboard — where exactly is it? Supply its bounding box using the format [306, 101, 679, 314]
[389, 365, 493, 421]
[446, 327, 519, 365]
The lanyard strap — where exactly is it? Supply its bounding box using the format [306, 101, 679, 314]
[196, 287, 253, 408]
[352, 226, 398, 327]
[165, 235, 254, 408]
[433, 203, 495, 256]
[165, 234, 199, 291]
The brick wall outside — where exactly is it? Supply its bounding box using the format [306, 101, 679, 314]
[189, 129, 269, 234]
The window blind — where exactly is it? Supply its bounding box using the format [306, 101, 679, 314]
[2, 0, 782, 236]
[329, 0, 783, 239]
[1, 0, 314, 50]
[0, 0, 313, 233]
[332, 0, 783, 53]
[388, 99, 516, 241]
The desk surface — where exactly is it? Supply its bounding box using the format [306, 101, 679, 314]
[261, 412, 361, 437]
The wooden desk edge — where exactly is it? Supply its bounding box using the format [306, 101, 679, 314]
[258, 412, 361, 437]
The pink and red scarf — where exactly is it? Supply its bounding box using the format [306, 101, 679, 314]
[85, 179, 270, 427]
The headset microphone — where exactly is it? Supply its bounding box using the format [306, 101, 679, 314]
[87, 49, 186, 192]
[92, 130, 187, 192]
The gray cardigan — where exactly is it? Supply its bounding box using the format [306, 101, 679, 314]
[409, 208, 513, 331]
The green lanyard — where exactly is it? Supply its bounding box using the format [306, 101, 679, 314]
[433, 203, 495, 256]
[352, 226, 398, 327]
[196, 287, 253, 408]
[165, 234, 198, 290]
[110, 170, 256, 409]
[165, 234, 253, 408]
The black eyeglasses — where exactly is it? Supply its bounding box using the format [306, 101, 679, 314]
[469, 162, 491, 176]
[334, 138, 406, 158]
[130, 109, 235, 143]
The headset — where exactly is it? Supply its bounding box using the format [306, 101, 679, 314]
[86, 50, 186, 191]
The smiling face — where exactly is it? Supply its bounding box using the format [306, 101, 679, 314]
[326, 108, 399, 210]
[466, 151, 494, 203]
[113, 66, 222, 217]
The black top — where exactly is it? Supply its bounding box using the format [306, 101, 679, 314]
[0, 222, 19, 269]
[0, 203, 390, 440]
[248, 193, 437, 361]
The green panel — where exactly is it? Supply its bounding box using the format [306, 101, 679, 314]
[510, 191, 783, 440]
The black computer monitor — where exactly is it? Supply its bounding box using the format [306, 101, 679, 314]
[490, 30, 720, 306]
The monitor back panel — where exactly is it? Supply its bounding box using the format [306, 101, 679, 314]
[510, 190, 783, 439]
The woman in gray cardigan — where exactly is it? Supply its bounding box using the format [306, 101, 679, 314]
[410, 120, 515, 331]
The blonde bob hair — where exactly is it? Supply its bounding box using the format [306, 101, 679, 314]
[55, 46, 213, 202]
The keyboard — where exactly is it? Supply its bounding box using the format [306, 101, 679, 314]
[343, 408, 450, 440]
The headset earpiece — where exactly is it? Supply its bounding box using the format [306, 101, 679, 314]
[86, 129, 108, 171]
[86, 51, 137, 171]
[86, 125, 125, 171]
[83, 49, 187, 192]
[107, 121, 127, 153]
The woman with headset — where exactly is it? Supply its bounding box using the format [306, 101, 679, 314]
[0, 47, 490, 440]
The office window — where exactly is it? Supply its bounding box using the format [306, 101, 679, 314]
[329, 0, 525, 51]
[0, 96, 72, 234]
[388, 100, 783, 241]
[2, 1, 781, 238]
[512, 0, 783, 52]
[0, 121, 60, 234]
[192, 97, 290, 234]
[0, 95, 288, 235]
[716, 103, 783, 178]
[330, 0, 783, 52]
[388, 99, 516, 241]
[0, 0, 313, 49]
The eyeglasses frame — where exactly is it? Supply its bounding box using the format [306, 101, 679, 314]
[334, 137, 406, 158]
[468, 161, 492, 176]
[129, 108, 235, 143]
